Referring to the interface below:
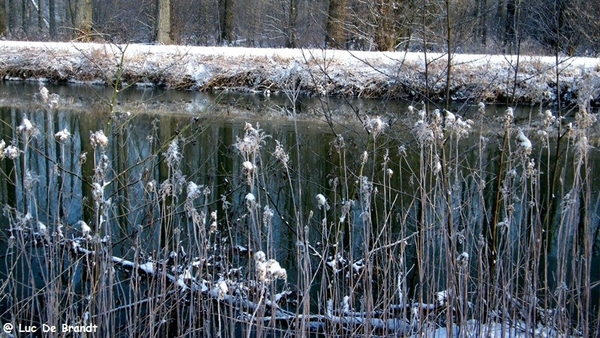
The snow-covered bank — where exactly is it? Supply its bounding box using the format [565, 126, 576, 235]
[0, 41, 599, 105]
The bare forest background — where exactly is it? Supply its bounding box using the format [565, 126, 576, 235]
[0, 0, 599, 57]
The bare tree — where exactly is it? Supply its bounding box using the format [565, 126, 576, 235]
[474, 0, 488, 47]
[373, 0, 396, 51]
[155, 0, 171, 44]
[569, 0, 600, 54]
[218, 0, 234, 44]
[0, 0, 7, 36]
[48, 0, 56, 38]
[263, 0, 303, 48]
[325, 0, 346, 48]
[74, 0, 93, 39]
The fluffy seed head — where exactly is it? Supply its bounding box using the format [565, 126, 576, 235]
[242, 161, 254, 171]
[316, 193, 330, 210]
[365, 116, 387, 139]
[78, 220, 92, 235]
[90, 130, 109, 149]
[17, 116, 37, 137]
[245, 193, 256, 208]
[516, 129, 532, 152]
[55, 128, 71, 143]
[3, 144, 20, 160]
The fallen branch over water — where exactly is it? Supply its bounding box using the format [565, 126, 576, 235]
[62, 235, 414, 333]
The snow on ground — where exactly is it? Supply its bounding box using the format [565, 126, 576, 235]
[0, 40, 599, 105]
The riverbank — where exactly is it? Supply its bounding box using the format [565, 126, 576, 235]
[0, 41, 599, 105]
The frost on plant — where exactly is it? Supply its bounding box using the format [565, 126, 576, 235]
[245, 192, 257, 209]
[457, 252, 469, 269]
[146, 180, 156, 194]
[164, 138, 182, 169]
[444, 111, 472, 140]
[477, 101, 486, 115]
[78, 220, 92, 236]
[572, 105, 597, 159]
[412, 108, 443, 146]
[516, 129, 532, 155]
[503, 107, 514, 129]
[254, 251, 287, 282]
[90, 130, 109, 149]
[359, 176, 373, 220]
[316, 193, 330, 211]
[360, 151, 368, 165]
[93, 154, 111, 182]
[24, 170, 38, 192]
[54, 128, 71, 143]
[273, 140, 289, 166]
[540, 109, 556, 130]
[215, 279, 228, 300]
[242, 161, 254, 172]
[38, 85, 60, 108]
[17, 115, 37, 137]
[398, 145, 406, 157]
[186, 181, 202, 201]
[235, 122, 267, 157]
[262, 205, 274, 228]
[1, 140, 20, 160]
[92, 182, 104, 204]
[2, 144, 20, 160]
[364, 115, 387, 139]
[161, 169, 186, 198]
[332, 134, 345, 151]
[432, 157, 442, 175]
[339, 199, 354, 223]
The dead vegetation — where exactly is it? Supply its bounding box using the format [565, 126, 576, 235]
[0, 42, 599, 105]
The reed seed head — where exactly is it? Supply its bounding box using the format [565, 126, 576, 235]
[90, 130, 109, 149]
[55, 128, 71, 142]
[3, 144, 21, 160]
[17, 115, 37, 137]
[316, 193, 330, 210]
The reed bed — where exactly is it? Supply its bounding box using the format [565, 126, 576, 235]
[0, 86, 598, 337]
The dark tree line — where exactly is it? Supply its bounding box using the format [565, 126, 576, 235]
[0, 0, 598, 56]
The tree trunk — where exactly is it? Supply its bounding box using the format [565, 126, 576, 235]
[49, 0, 56, 38]
[475, 0, 488, 47]
[325, 0, 346, 49]
[285, 0, 297, 48]
[374, 0, 394, 51]
[503, 0, 517, 53]
[218, 0, 234, 44]
[156, 0, 171, 44]
[75, 0, 92, 39]
[21, 0, 26, 34]
[1, 0, 8, 36]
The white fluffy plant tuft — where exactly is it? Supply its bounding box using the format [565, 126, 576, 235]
[90, 130, 109, 149]
[364, 115, 387, 139]
[316, 193, 330, 211]
[254, 251, 287, 282]
[516, 129, 532, 154]
[17, 115, 37, 137]
[1, 141, 20, 160]
[54, 128, 71, 143]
